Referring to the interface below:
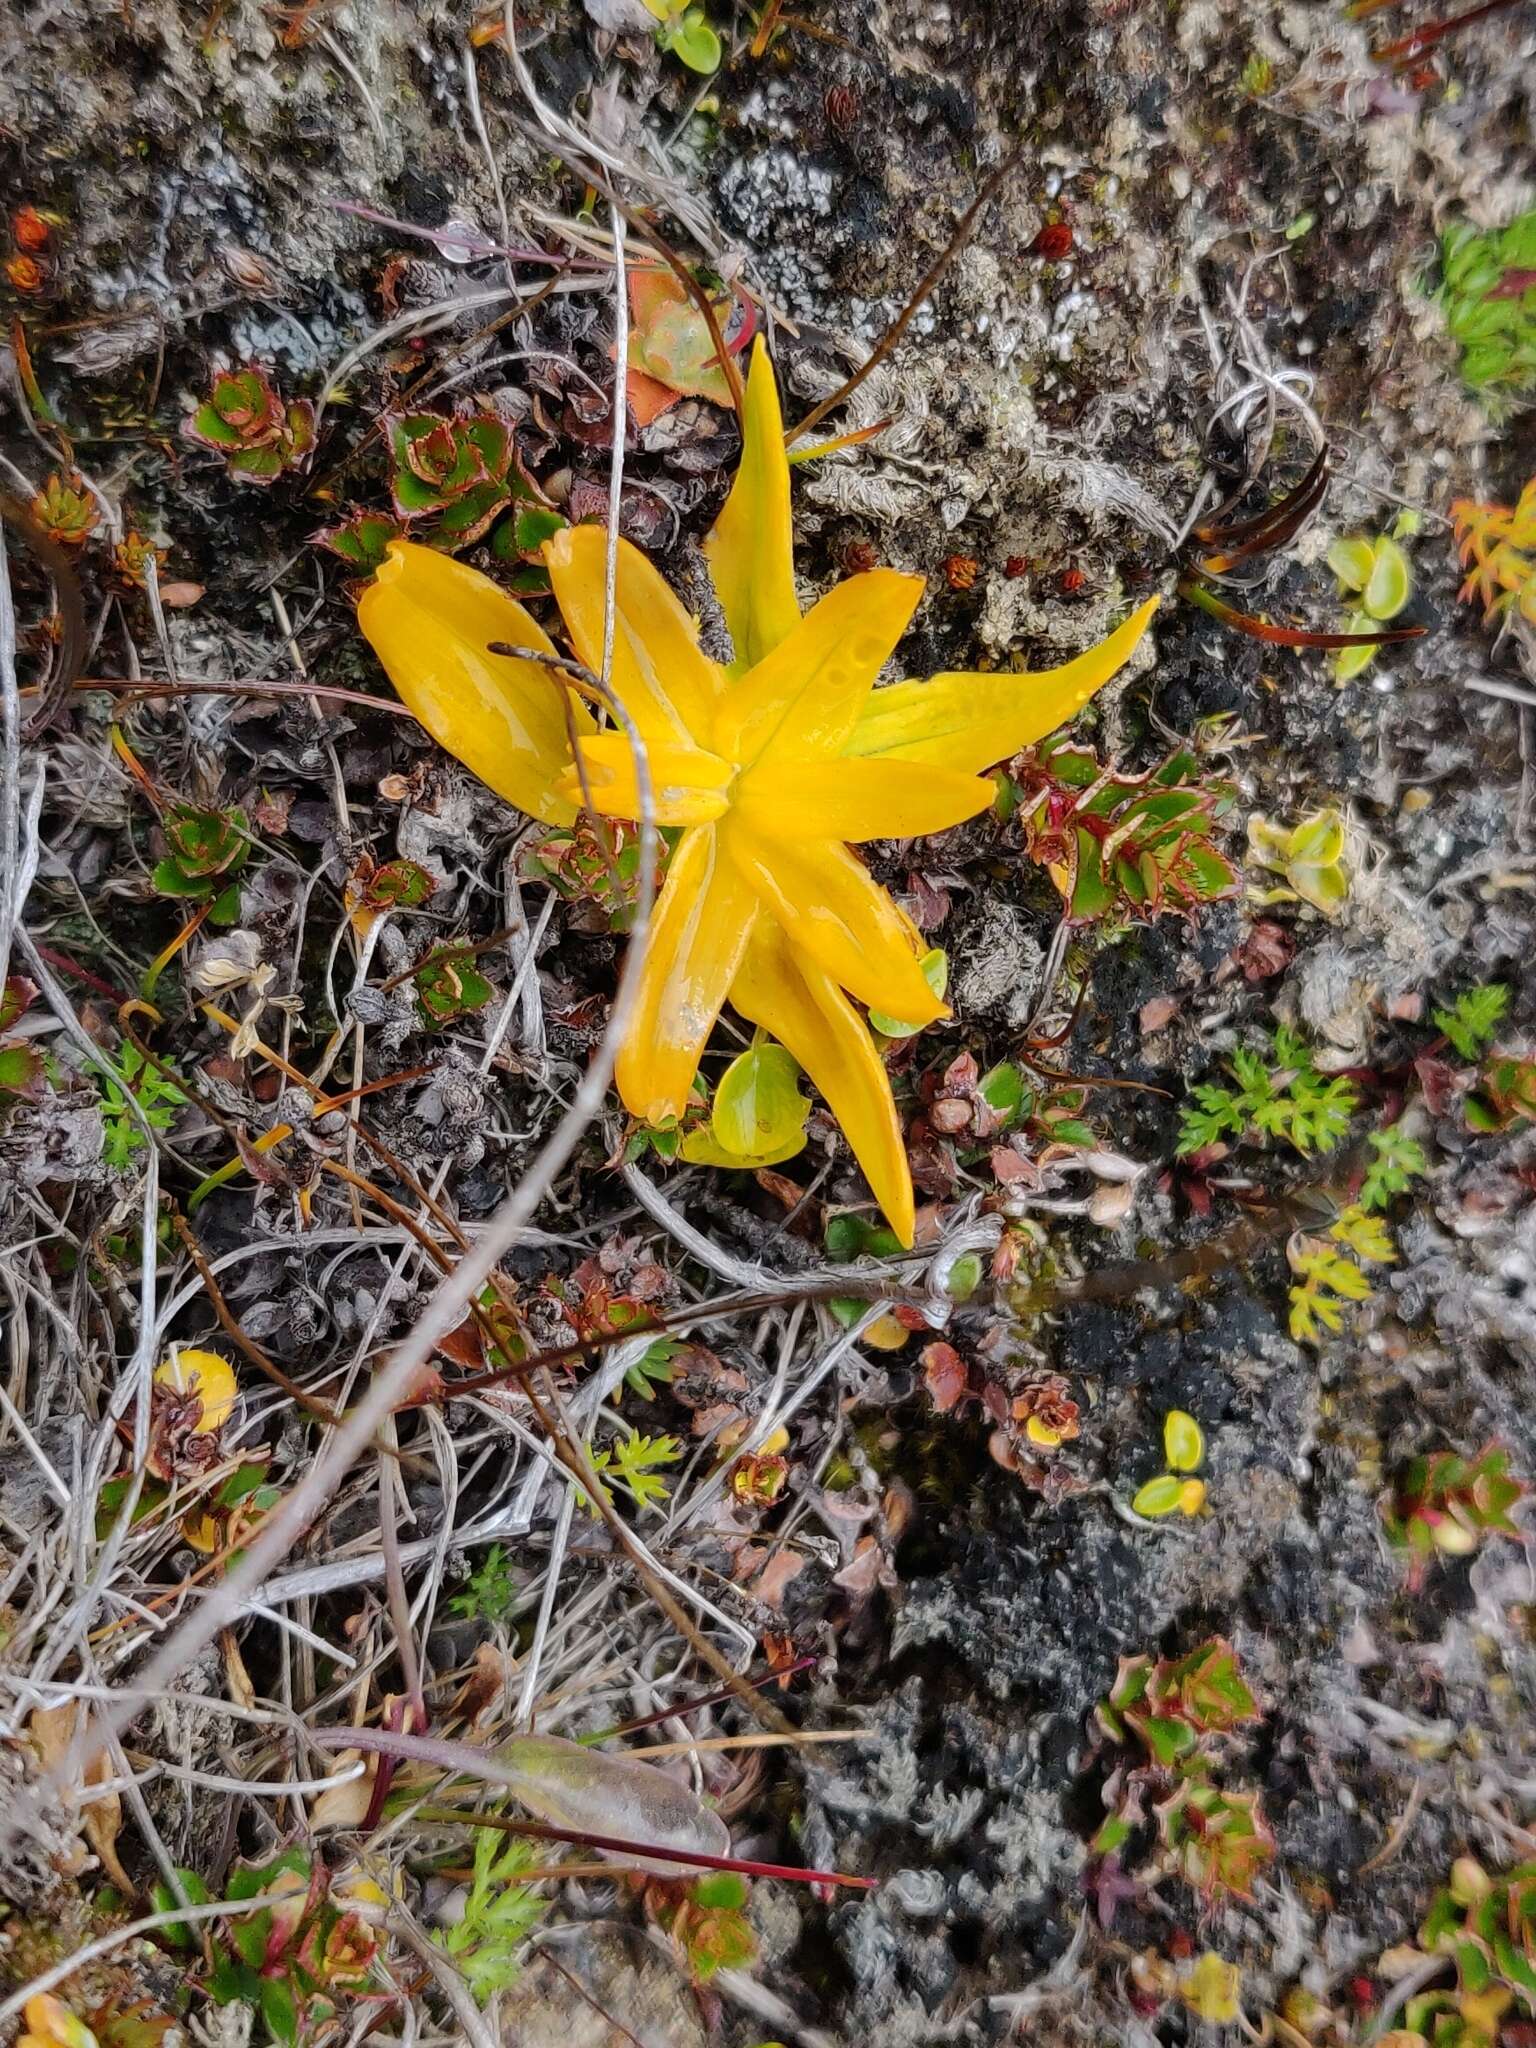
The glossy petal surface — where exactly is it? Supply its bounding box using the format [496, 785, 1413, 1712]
[615, 826, 756, 1124]
[719, 569, 923, 771]
[544, 524, 723, 741]
[558, 733, 733, 825]
[735, 755, 994, 841]
[724, 824, 945, 1026]
[358, 542, 591, 825]
[845, 597, 1160, 772]
[703, 337, 800, 670]
[731, 921, 914, 1246]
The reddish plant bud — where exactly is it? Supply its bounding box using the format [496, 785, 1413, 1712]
[825, 83, 859, 137]
[1060, 566, 1086, 594]
[4, 253, 46, 293]
[13, 206, 51, 253]
[1030, 223, 1075, 261]
[943, 553, 980, 591]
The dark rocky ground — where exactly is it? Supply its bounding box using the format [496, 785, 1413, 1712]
[1, 1, 1535, 2044]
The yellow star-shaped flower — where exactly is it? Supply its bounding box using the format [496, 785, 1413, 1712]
[359, 339, 1158, 1244]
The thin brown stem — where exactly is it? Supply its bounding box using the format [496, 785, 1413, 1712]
[787, 140, 1023, 444]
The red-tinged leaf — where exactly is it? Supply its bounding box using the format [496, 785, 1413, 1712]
[0, 976, 37, 1031]
[1178, 576, 1427, 650]
[991, 1142, 1036, 1186]
[1415, 1053, 1458, 1115]
[0, 1041, 46, 1099]
[1233, 921, 1294, 981]
[921, 1341, 969, 1413]
[435, 1312, 487, 1372]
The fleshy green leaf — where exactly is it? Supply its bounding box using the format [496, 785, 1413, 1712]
[711, 1041, 808, 1156]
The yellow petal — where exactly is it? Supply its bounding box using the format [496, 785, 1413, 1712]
[556, 732, 732, 825]
[704, 336, 800, 671]
[154, 1347, 237, 1433]
[615, 825, 757, 1123]
[723, 824, 945, 1026]
[359, 543, 592, 826]
[731, 921, 914, 1245]
[844, 596, 1160, 773]
[716, 569, 924, 770]
[543, 524, 723, 743]
[736, 755, 994, 841]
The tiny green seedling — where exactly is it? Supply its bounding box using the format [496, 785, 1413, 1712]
[1328, 532, 1413, 682]
[413, 945, 495, 1026]
[437, 1818, 546, 2001]
[1359, 1123, 1428, 1211]
[1009, 739, 1238, 926]
[186, 365, 316, 484]
[1131, 1409, 1207, 1519]
[1433, 982, 1510, 1060]
[449, 1545, 519, 1626]
[1177, 1022, 1357, 1158]
[1382, 1443, 1525, 1589]
[153, 801, 251, 922]
[99, 1045, 189, 1169]
[1092, 1638, 1273, 1908]
[1246, 807, 1351, 917]
[1438, 212, 1536, 402]
[642, 0, 722, 71]
[577, 1431, 683, 1514]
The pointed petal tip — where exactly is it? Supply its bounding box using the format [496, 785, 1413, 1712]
[541, 523, 577, 571]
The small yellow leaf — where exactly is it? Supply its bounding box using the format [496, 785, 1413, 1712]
[1177, 1478, 1208, 1516]
[1163, 1408, 1205, 1473]
[1287, 807, 1347, 868]
[1178, 1952, 1241, 2026]
[1327, 535, 1376, 592]
[1363, 534, 1411, 621]
[861, 1310, 911, 1352]
[20, 1998, 99, 2048]
[1132, 1474, 1184, 1517]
